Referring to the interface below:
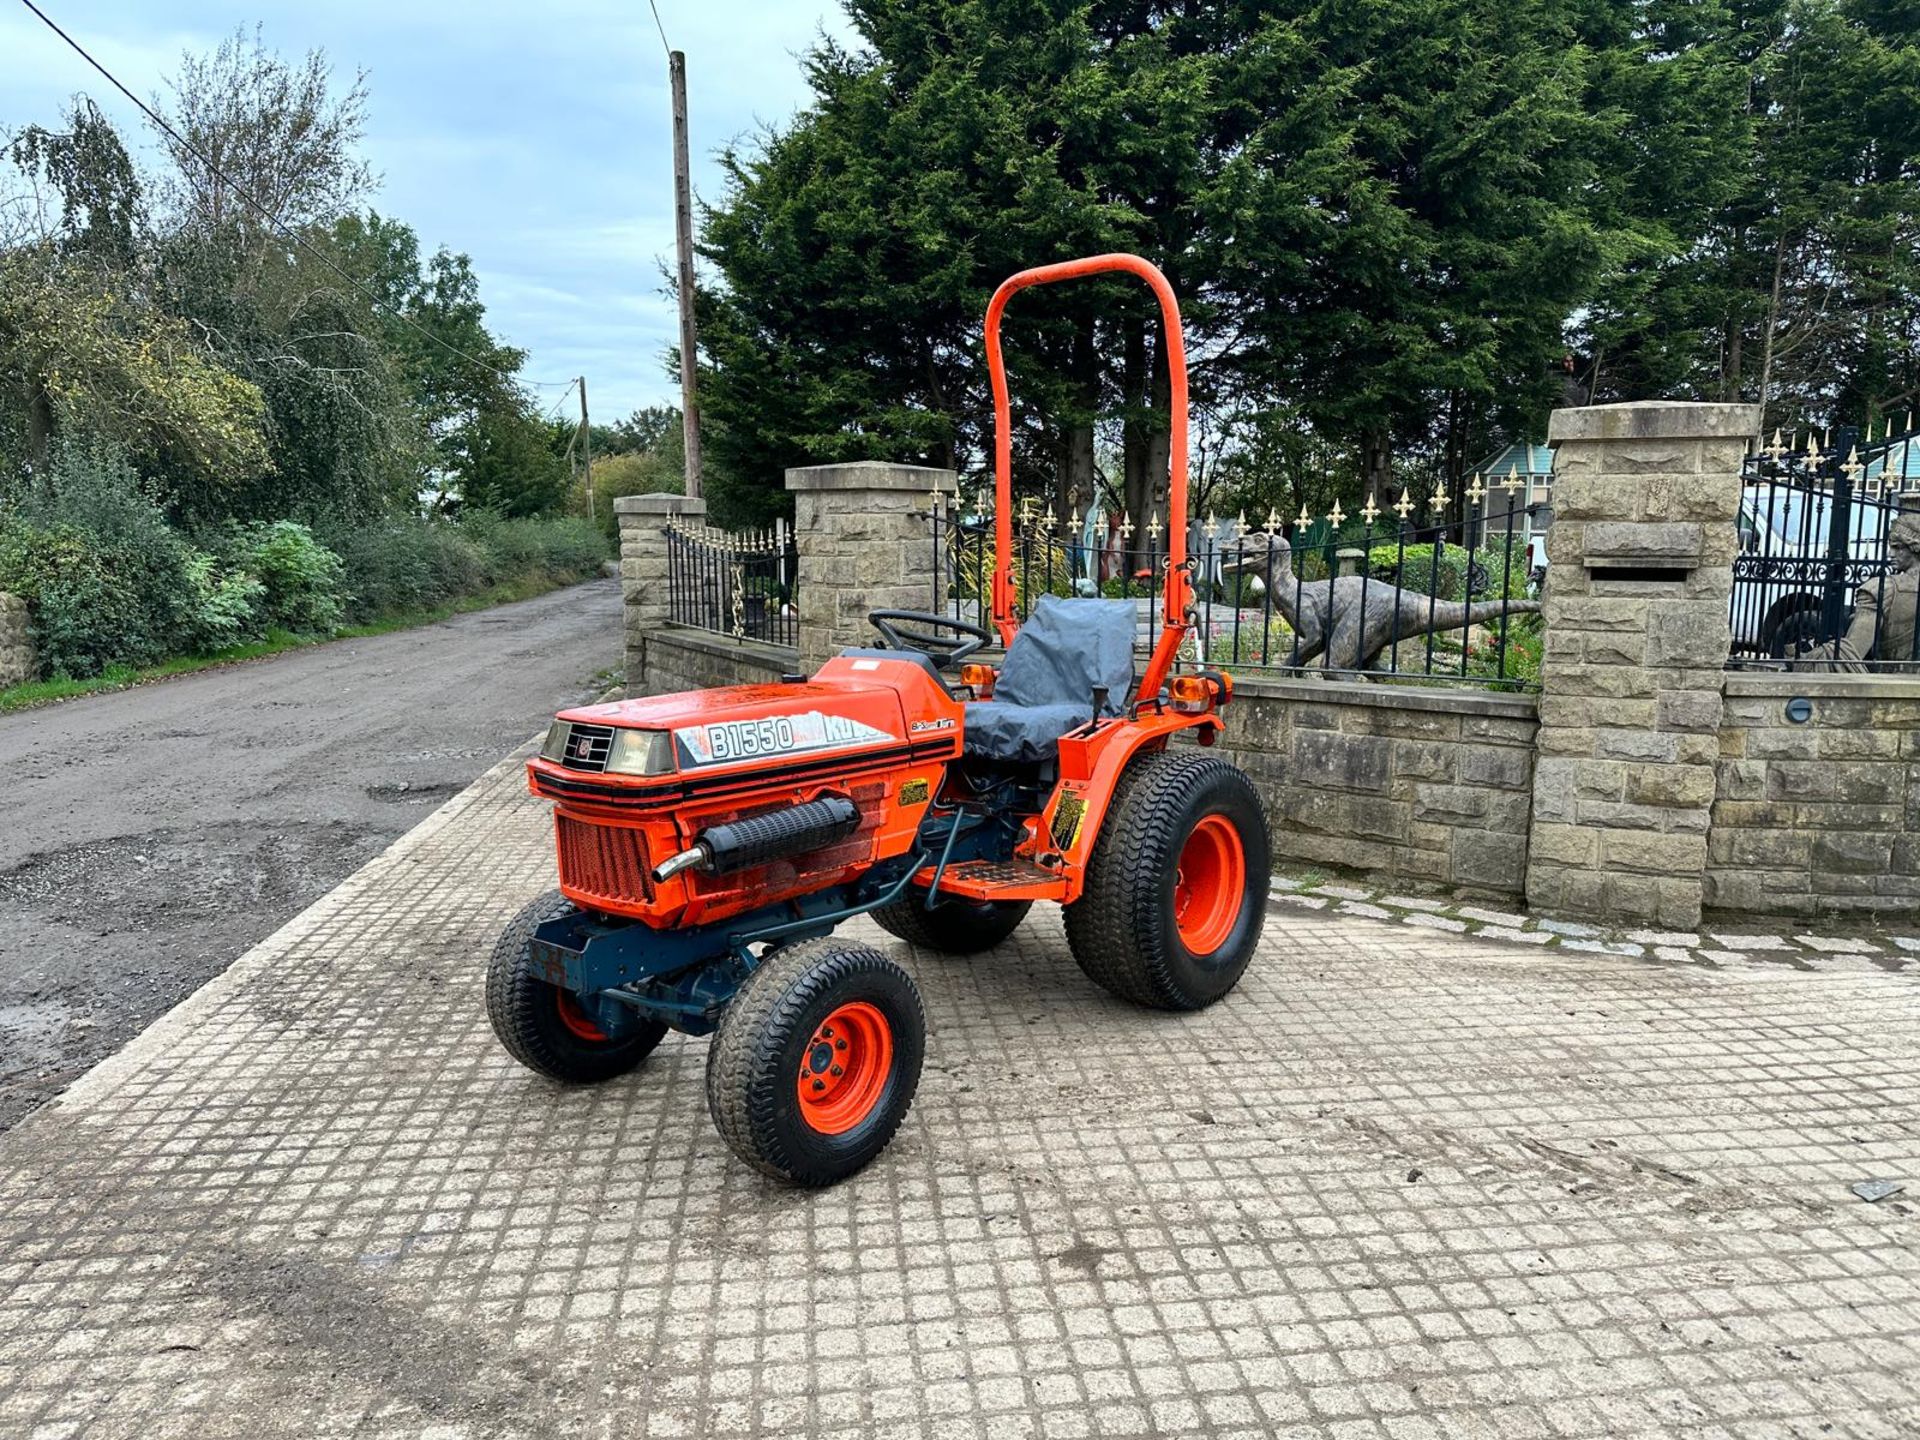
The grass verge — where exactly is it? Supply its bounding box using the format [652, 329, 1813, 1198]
[0, 572, 584, 715]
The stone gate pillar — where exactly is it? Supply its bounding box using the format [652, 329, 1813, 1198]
[617, 492, 706, 692]
[786, 461, 957, 674]
[1526, 400, 1759, 930]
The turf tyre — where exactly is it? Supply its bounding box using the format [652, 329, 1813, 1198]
[1063, 750, 1270, 1010]
[871, 895, 1031, 954]
[485, 889, 668, 1083]
[706, 936, 926, 1186]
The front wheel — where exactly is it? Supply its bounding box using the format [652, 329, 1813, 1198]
[1064, 751, 1270, 1010]
[706, 937, 926, 1186]
[485, 890, 669, 1083]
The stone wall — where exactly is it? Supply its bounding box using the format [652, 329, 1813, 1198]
[0, 594, 33, 688]
[632, 624, 796, 697]
[1707, 673, 1920, 920]
[1222, 676, 1539, 898]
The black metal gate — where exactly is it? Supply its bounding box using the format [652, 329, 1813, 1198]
[1731, 422, 1917, 666]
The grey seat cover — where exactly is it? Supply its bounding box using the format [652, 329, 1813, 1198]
[963, 596, 1135, 761]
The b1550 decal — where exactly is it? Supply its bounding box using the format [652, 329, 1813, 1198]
[675, 710, 896, 768]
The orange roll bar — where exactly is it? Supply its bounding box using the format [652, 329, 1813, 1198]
[982, 253, 1192, 701]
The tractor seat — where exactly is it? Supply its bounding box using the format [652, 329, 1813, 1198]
[963, 596, 1135, 762]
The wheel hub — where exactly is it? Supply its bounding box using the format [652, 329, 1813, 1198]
[796, 1002, 892, 1135]
[1173, 813, 1247, 955]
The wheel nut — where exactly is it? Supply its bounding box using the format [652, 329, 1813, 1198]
[830, 1065, 843, 1077]
[835, 1039, 847, 1051]
[812, 1079, 826, 1091]
[822, 1027, 834, 1039]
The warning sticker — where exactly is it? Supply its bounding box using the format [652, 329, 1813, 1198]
[675, 710, 896, 768]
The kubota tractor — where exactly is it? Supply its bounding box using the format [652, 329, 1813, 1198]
[488, 254, 1272, 1185]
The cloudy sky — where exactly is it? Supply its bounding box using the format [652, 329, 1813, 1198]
[1, 0, 852, 420]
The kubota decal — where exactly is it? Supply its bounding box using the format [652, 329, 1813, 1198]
[675, 711, 897, 768]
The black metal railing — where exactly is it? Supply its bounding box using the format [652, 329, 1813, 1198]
[1731, 422, 1919, 669]
[928, 484, 1545, 691]
[664, 520, 799, 647]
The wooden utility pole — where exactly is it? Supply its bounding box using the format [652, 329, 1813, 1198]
[669, 49, 702, 497]
[579, 375, 594, 523]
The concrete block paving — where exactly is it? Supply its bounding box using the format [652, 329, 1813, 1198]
[1, 750, 1917, 1438]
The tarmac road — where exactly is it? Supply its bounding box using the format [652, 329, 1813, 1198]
[0, 579, 622, 1131]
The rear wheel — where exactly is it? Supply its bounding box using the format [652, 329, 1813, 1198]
[485, 890, 668, 1083]
[707, 936, 926, 1186]
[871, 895, 1030, 954]
[1064, 751, 1270, 1010]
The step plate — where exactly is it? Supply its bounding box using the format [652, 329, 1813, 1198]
[924, 858, 1070, 903]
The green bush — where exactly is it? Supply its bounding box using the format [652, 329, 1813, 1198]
[214, 521, 345, 634]
[0, 439, 198, 677]
[0, 519, 163, 677]
[184, 551, 266, 651]
[1367, 542, 1469, 600]
[316, 513, 608, 623]
[464, 512, 609, 583]
[1365, 542, 1532, 604]
[0, 440, 610, 681]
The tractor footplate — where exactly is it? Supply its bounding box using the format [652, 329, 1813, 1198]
[927, 858, 1068, 902]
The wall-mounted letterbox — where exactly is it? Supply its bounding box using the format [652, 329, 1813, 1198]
[1581, 521, 1701, 586]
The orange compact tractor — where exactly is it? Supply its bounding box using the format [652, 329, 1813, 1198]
[489, 255, 1271, 1185]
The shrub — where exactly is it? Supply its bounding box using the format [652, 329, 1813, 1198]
[0, 518, 162, 677]
[216, 521, 345, 633]
[184, 551, 266, 651]
[0, 439, 197, 676]
[463, 512, 609, 584]
[316, 518, 436, 621]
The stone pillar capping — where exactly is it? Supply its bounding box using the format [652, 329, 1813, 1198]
[786, 462, 959, 673]
[1525, 399, 1760, 931]
[617, 492, 707, 695]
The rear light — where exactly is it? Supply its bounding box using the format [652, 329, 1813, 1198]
[959, 663, 996, 697]
[1169, 675, 1212, 713]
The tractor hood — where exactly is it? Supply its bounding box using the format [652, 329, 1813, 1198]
[549, 679, 912, 782]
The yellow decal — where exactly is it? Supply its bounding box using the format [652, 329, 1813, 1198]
[1051, 792, 1086, 852]
[899, 778, 931, 807]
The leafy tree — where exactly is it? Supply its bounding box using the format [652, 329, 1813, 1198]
[159, 26, 374, 275]
[456, 398, 571, 518]
[8, 98, 144, 266]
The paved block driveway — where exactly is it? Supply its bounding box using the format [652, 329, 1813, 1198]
[2, 750, 1917, 1440]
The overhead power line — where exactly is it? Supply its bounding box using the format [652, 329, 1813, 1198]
[646, 0, 672, 56]
[15, 0, 573, 392]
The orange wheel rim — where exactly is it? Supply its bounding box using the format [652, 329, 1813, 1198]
[555, 990, 609, 1042]
[1174, 814, 1246, 954]
[796, 1001, 893, 1135]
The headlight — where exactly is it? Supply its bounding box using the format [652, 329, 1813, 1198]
[540, 720, 571, 761]
[605, 728, 675, 776]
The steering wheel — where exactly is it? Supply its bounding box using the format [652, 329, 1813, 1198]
[867, 610, 991, 671]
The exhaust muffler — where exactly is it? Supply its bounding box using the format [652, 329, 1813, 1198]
[651, 794, 861, 883]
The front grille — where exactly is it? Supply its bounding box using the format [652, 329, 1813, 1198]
[557, 815, 653, 905]
[558, 722, 615, 772]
